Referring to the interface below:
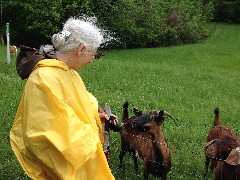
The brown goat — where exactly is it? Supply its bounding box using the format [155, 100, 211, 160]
[93, 52, 105, 59]
[204, 107, 238, 178]
[119, 101, 176, 180]
[10, 45, 17, 57]
[205, 135, 240, 180]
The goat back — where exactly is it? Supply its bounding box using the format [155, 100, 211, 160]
[207, 125, 236, 142]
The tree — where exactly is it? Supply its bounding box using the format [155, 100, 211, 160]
[3, 0, 214, 49]
[0, 1, 4, 44]
[2, 0, 93, 48]
[212, 0, 240, 23]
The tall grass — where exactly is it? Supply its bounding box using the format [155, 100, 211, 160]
[0, 23, 240, 179]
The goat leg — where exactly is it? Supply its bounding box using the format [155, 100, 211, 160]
[205, 157, 210, 180]
[132, 152, 138, 173]
[143, 168, 149, 180]
[119, 150, 125, 170]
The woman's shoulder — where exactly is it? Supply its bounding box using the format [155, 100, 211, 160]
[27, 59, 69, 84]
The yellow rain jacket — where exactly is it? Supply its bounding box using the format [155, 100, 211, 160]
[10, 59, 114, 180]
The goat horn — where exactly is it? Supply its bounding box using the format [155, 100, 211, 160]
[164, 111, 178, 126]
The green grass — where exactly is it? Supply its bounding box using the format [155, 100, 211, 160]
[1, 23, 240, 179]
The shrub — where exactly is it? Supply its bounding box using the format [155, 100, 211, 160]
[2, 0, 214, 49]
[92, 0, 214, 48]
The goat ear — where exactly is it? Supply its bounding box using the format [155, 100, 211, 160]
[159, 110, 164, 117]
[155, 110, 164, 123]
[225, 147, 240, 165]
[204, 139, 218, 149]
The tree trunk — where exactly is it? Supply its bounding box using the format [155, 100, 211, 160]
[0, 30, 3, 44]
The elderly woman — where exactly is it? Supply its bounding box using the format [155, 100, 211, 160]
[10, 16, 115, 180]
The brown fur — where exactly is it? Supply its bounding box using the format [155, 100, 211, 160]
[207, 108, 236, 142]
[119, 102, 173, 180]
[204, 107, 239, 179]
[10, 45, 17, 57]
[93, 52, 105, 59]
[205, 135, 240, 180]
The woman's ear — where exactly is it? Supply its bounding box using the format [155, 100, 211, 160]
[77, 44, 86, 55]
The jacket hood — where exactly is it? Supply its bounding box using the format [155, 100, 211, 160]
[16, 45, 57, 79]
[34, 59, 69, 71]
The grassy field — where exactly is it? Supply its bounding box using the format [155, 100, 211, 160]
[0, 23, 240, 179]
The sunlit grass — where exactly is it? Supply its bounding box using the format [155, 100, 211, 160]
[1, 23, 240, 179]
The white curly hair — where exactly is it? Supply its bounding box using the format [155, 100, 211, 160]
[52, 16, 104, 53]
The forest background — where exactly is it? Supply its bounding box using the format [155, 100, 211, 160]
[1, 0, 239, 49]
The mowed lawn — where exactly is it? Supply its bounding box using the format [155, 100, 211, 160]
[0, 23, 239, 179]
